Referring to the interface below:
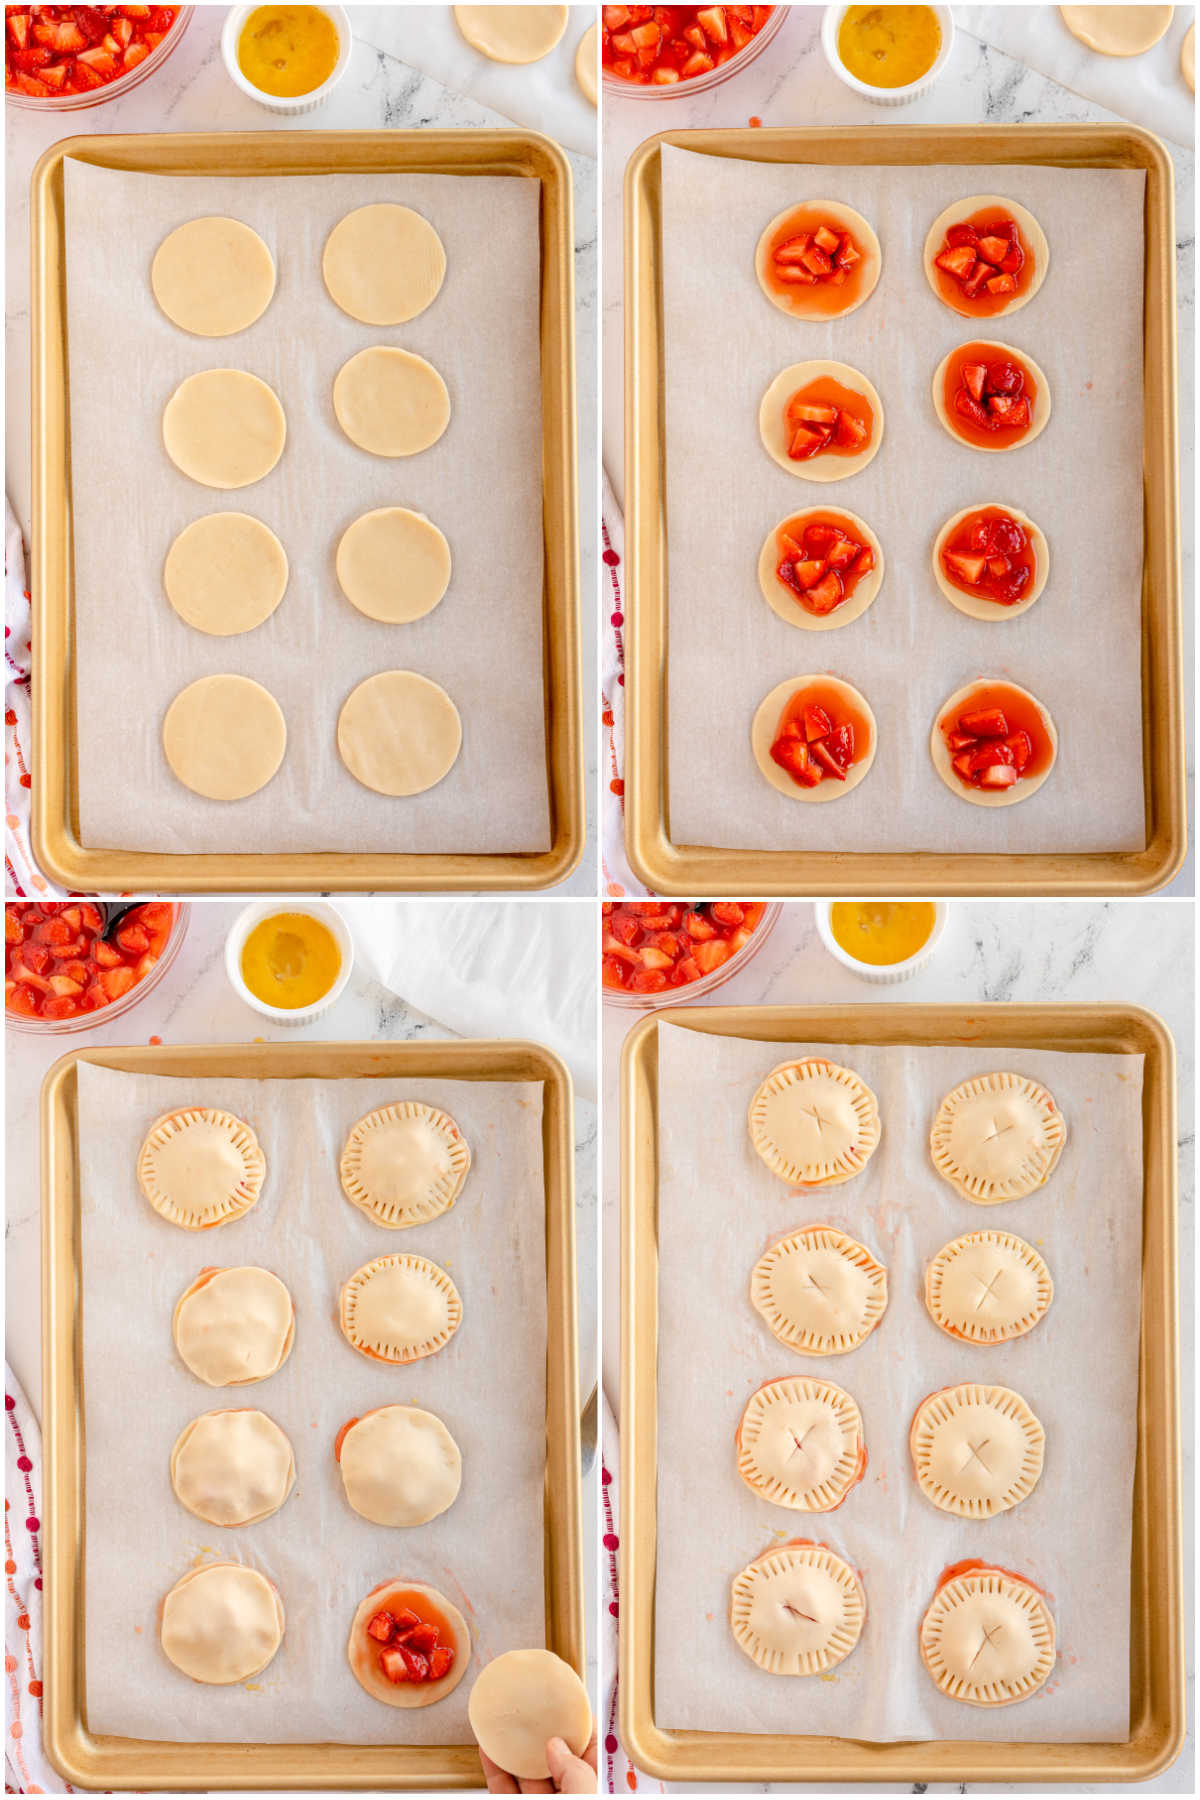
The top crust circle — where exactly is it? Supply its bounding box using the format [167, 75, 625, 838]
[930, 1072, 1066, 1203]
[749, 1058, 880, 1185]
[138, 1108, 266, 1230]
[339, 1102, 471, 1229]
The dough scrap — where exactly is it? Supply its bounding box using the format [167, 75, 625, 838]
[750, 675, 877, 803]
[137, 1106, 265, 1230]
[736, 1376, 865, 1511]
[910, 1383, 1044, 1518]
[339, 1253, 462, 1364]
[333, 346, 450, 457]
[340, 1101, 470, 1229]
[925, 1229, 1054, 1345]
[171, 1409, 295, 1526]
[163, 674, 287, 801]
[755, 201, 881, 321]
[757, 509, 884, 633]
[748, 1057, 880, 1185]
[160, 1562, 284, 1685]
[151, 217, 276, 337]
[336, 508, 451, 624]
[337, 670, 462, 797]
[163, 369, 286, 489]
[930, 680, 1057, 808]
[922, 197, 1049, 320]
[730, 1542, 865, 1675]
[759, 360, 883, 482]
[173, 1266, 295, 1387]
[751, 1225, 888, 1356]
[322, 204, 446, 325]
[920, 1566, 1055, 1706]
[338, 1405, 462, 1527]
[469, 1649, 592, 1780]
[454, 5, 567, 62]
[1060, 5, 1173, 55]
[931, 504, 1048, 622]
[931, 1071, 1066, 1202]
[347, 1580, 470, 1708]
[575, 21, 598, 102]
[164, 513, 288, 636]
[931, 341, 1051, 452]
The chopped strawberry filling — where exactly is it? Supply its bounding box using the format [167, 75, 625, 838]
[784, 383, 871, 463]
[933, 213, 1028, 313]
[945, 346, 1036, 444]
[602, 901, 766, 993]
[770, 706, 857, 790]
[601, 4, 772, 83]
[940, 508, 1036, 606]
[5, 901, 175, 1022]
[771, 223, 860, 289]
[940, 690, 1049, 792]
[774, 514, 876, 616]
[4, 5, 180, 96]
[365, 1603, 455, 1686]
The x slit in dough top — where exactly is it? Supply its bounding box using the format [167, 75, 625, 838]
[730, 1541, 866, 1676]
[137, 1106, 265, 1230]
[323, 203, 447, 325]
[751, 1224, 888, 1355]
[930, 1071, 1066, 1203]
[151, 216, 276, 337]
[339, 1253, 463, 1364]
[748, 1057, 881, 1185]
[339, 1101, 471, 1229]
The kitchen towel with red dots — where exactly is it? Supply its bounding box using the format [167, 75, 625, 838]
[601, 474, 648, 899]
[601, 1388, 667, 1797]
[4, 1364, 68, 1794]
[4, 502, 63, 900]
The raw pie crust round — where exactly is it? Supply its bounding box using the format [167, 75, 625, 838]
[931, 504, 1049, 622]
[162, 369, 286, 488]
[759, 360, 884, 482]
[333, 347, 451, 458]
[751, 1226, 888, 1356]
[347, 1579, 469, 1708]
[931, 1071, 1066, 1202]
[751, 676, 877, 802]
[340, 1101, 471, 1229]
[173, 1266, 295, 1387]
[337, 670, 462, 797]
[151, 217, 276, 337]
[736, 1376, 865, 1511]
[164, 513, 289, 636]
[731, 1541, 866, 1676]
[469, 1648, 592, 1780]
[338, 1404, 462, 1526]
[454, 5, 568, 62]
[171, 1409, 295, 1526]
[919, 1565, 1055, 1706]
[163, 674, 287, 801]
[755, 201, 882, 321]
[138, 1107, 265, 1231]
[922, 197, 1050, 319]
[932, 341, 1052, 452]
[930, 679, 1057, 808]
[160, 1562, 284, 1684]
[757, 508, 885, 632]
[335, 508, 452, 624]
[925, 1229, 1054, 1345]
[323, 204, 446, 325]
[748, 1057, 881, 1185]
[1060, 5, 1174, 55]
[910, 1383, 1045, 1518]
[575, 20, 598, 102]
[339, 1253, 463, 1364]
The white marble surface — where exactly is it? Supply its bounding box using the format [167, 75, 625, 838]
[601, 900, 1194, 1793]
[4, 3, 597, 894]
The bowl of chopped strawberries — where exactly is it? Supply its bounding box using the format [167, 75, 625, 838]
[5, 901, 188, 1033]
[602, 900, 781, 1008]
[602, 5, 785, 95]
[5, 6, 192, 109]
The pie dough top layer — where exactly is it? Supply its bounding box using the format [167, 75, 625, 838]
[340, 1101, 471, 1228]
[750, 676, 878, 803]
[751, 1226, 888, 1356]
[736, 1376, 865, 1512]
[322, 204, 446, 325]
[340, 1253, 463, 1363]
[338, 1404, 462, 1527]
[454, 5, 568, 62]
[749, 1058, 881, 1185]
[173, 1266, 295, 1387]
[164, 513, 289, 637]
[932, 342, 1052, 452]
[162, 675, 287, 802]
[151, 217, 276, 337]
[160, 1563, 284, 1685]
[468, 1649, 593, 1779]
[171, 1408, 295, 1527]
[920, 1565, 1055, 1706]
[930, 680, 1058, 809]
[138, 1107, 266, 1231]
[759, 360, 884, 482]
[931, 1071, 1066, 1203]
[575, 20, 598, 102]
[922, 197, 1049, 320]
[337, 670, 462, 798]
[925, 1229, 1054, 1345]
[931, 504, 1049, 622]
[162, 369, 286, 489]
[910, 1384, 1045, 1518]
[730, 1542, 866, 1676]
[335, 508, 452, 624]
[755, 201, 882, 321]
[333, 347, 450, 457]
[757, 509, 885, 633]
[347, 1579, 470, 1708]
[1060, 5, 1173, 55]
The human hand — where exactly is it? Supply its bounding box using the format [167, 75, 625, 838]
[480, 1727, 598, 1794]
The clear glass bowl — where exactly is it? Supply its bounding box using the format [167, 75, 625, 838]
[603, 902, 782, 1010]
[5, 7, 193, 112]
[5, 902, 189, 1035]
[602, 5, 788, 100]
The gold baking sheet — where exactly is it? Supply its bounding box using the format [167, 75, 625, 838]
[42, 1039, 582, 1790]
[31, 130, 582, 893]
[619, 1004, 1182, 1783]
[624, 125, 1185, 895]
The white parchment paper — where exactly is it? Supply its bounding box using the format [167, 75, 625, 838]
[65, 159, 550, 853]
[653, 1027, 1145, 1741]
[77, 1064, 547, 1744]
[661, 147, 1146, 853]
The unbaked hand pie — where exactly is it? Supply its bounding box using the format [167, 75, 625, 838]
[924, 197, 1049, 319]
[931, 679, 1057, 806]
[757, 509, 884, 631]
[151, 217, 276, 337]
[336, 1404, 462, 1527]
[760, 360, 883, 480]
[730, 1541, 866, 1675]
[933, 341, 1050, 451]
[162, 369, 286, 488]
[138, 1107, 266, 1230]
[339, 1253, 462, 1364]
[932, 505, 1048, 620]
[910, 1383, 1045, 1518]
[170, 1408, 295, 1526]
[347, 1579, 469, 1707]
[322, 204, 446, 325]
[919, 1562, 1055, 1706]
[931, 1072, 1066, 1203]
[736, 1376, 866, 1511]
[748, 1058, 881, 1185]
[751, 677, 877, 801]
[755, 202, 882, 321]
[173, 1266, 295, 1386]
[925, 1230, 1054, 1345]
[160, 1562, 284, 1685]
[339, 1101, 470, 1229]
[751, 1226, 888, 1356]
[468, 1649, 592, 1780]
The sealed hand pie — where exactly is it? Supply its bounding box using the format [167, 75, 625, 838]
[910, 1383, 1044, 1518]
[339, 1102, 470, 1229]
[925, 1229, 1054, 1345]
[931, 1072, 1066, 1203]
[748, 1058, 880, 1185]
[339, 1253, 462, 1364]
[468, 1649, 592, 1781]
[171, 1408, 295, 1526]
[347, 1579, 469, 1707]
[336, 1405, 462, 1527]
[919, 1562, 1055, 1706]
[138, 1107, 265, 1231]
[159, 1562, 284, 1685]
[751, 1225, 888, 1356]
[736, 1376, 866, 1511]
[173, 1266, 294, 1386]
[730, 1541, 865, 1676]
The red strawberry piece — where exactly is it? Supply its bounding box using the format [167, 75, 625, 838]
[1002, 396, 1030, 427]
[787, 398, 839, 427]
[959, 707, 1009, 738]
[116, 923, 149, 954]
[976, 234, 1010, 266]
[791, 559, 827, 590]
[851, 544, 875, 576]
[952, 750, 978, 782]
[977, 763, 1019, 790]
[946, 730, 977, 751]
[22, 943, 49, 975]
[399, 1645, 430, 1682]
[935, 245, 976, 281]
[834, 409, 868, 449]
[776, 266, 819, 285]
[968, 743, 1015, 773]
[813, 223, 840, 254]
[961, 363, 987, 402]
[943, 550, 987, 586]
[684, 910, 717, 941]
[999, 240, 1024, 275]
[770, 737, 821, 787]
[711, 902, 746, 924]
[953, 389, 991, 431]
[987, 516, 1026, 557]
[4, 911, 22, 944]
[366, 1611, 396, 1643]
[41, 996, 81, 1019]
[828, 267, 848, 286]
[802, 522, 839, 550]
[7, 13, 30, 49]
[36, 917, 72, 945]
[823, 722, 856, 770]
[962, 262, 990, 298]
[836, 236, 860, 268]
[379, 1646, 410, 1683]
[994, 218, 1019, 241]
[968, 517, 991, 552]
[993, 564, 1031, 603]
[101, 966, 136, 1000]
[400, 1621, 439, 1655]
[14, 71, 51, 93]
[6, 986, 38, 1017]
[804, 572, 844, 614]
[1005, 730, 1033, 770]
[986, 273, 1017, 295]
[773, 234, 812, 264]
[630, 969, 669, 992]
[810, 741, 847, 780]
[823, 534, 858, 570]
[693, 939, 733, 972]
[803, 704, 833, 742]
[93, 940, 122, 968]
[122, 38, 150, 67]
[429, 1644, 455, 1680]
[778, 531, 805, 561]
[986, 361, 1024, 396]
[945, 223, 980, 250]
[788, 425, 828, 460]
[800, 245, 833, 276]
[986, 555, 1011, 579]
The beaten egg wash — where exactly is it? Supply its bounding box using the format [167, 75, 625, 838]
[830, 902, 937, 966]
[237, 4, 340, 97]
[241, 912, 342, 1009]
[836, 5, 941, 88]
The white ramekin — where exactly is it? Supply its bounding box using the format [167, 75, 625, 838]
[814, 901, 947, 984]
[225, 901, 355, 1023]
[221, 3, 352, 114]
[820, 4, 954, 106]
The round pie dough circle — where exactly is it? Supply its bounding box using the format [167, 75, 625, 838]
[926, 1230, 1054, 1345]
[173, 1266, 295, 1387]
[932, 341, 1052, 452]
[163, 674, 287, 801]
[1183, 21, 1194, 89]
[323, 204, 446, 325]
[469, 1649, 592, 1778]
[347, 1579, 470, 1708]
[171, 1409, 295, 1526]
[755, 202, 882, 321]
[151, 217, 276, 337]
[910, 1383, 1044, 1518]
[751, 676, 877, 803]
[338, 1405, 462, 1526]
[454, 5, 567, 62]
[333, 347, 451, 458]
[164, 513, 288, 636]
[736, 1376, 866, 1512]
[160, 1562, 284, 1685]
[922, 197, 1050, 320]
[931, 1071, 1066, 1202]
[340, 1101, 471, 1229]
[731, 1542, 865, 1676]
[335, 508, 452, 625]
[163, 369, 286, 489]
[920, 1565, 1055, 1706]
[932, 505, 1049, 621]
[760, 360, 884, 481]
[757, 509, 884, 632]
[930, 679, 1057, 808]
[749, 1058, 881, 1184]
[575, 20, 598, 102]
[339, 1253, 463, 1364]
[138, 1107, 266, 1231]
[337, 670, 462, 797]
[751, 1226, 889, 1357]
[1060, 5, 1173, 55]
